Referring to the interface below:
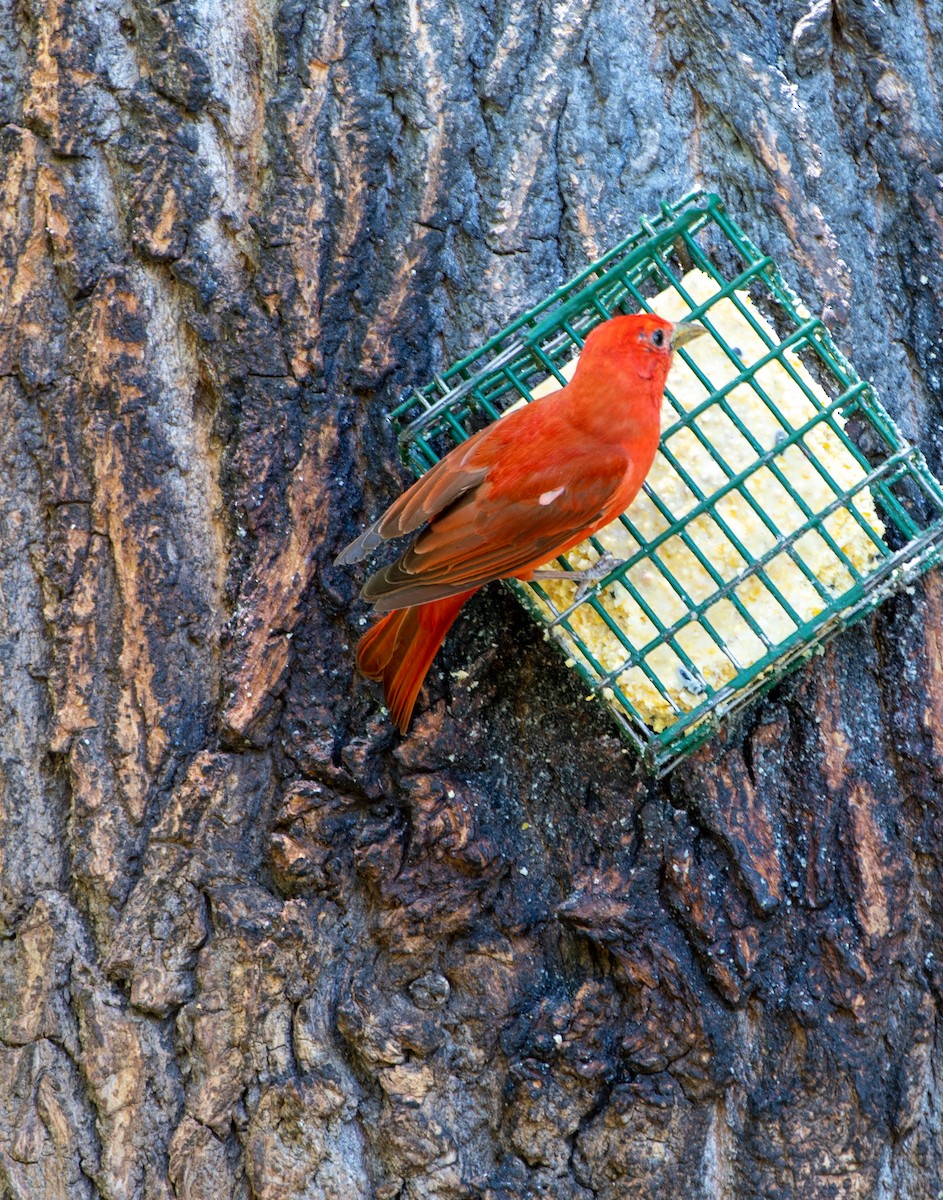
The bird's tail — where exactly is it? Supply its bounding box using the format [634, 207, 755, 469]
[356, 589, 478, 732]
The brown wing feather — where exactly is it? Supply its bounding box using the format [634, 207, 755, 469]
[336, 391, 583, 567]
[363, 448, 630, 611]
[334, 429, 494, 565]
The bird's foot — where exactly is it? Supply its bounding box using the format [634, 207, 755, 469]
[531, 552, 626, 602]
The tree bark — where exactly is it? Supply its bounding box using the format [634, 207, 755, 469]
[3, 0, 943, 1196]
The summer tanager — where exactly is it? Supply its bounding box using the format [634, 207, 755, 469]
[336, 313, 705, 731]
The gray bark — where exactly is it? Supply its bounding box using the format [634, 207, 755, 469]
[3, 0, 943, 1196]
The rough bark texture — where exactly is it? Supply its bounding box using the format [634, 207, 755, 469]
[3, 0, 943, 1196]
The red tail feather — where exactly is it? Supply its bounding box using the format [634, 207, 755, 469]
[356, 589, 478, 732]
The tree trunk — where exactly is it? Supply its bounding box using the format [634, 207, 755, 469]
[3, 0, 943, 1196]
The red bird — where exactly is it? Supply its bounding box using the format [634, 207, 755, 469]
[337, 313, 705, 731]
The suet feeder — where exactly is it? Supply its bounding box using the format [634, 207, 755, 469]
[389, 192, 943, 774]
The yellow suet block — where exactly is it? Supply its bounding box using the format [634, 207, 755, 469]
[529, 270, 884, 730]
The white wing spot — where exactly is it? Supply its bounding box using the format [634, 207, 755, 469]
[539, 487, 566, 506]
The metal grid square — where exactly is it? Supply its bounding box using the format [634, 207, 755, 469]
[389, 192, 943, 774]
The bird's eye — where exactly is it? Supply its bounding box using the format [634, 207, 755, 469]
[651, 328, 665, 348]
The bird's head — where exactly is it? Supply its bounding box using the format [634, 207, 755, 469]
[576, 312, 706, 387]
[564, 312, 707, 440]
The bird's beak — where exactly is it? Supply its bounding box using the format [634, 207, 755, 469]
[671, 321, 708, 350]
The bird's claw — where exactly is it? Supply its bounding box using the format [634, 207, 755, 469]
[532, 551, 626, 601]
[573, 552, 626, 601]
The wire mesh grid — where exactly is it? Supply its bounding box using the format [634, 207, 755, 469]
[389, 191, 943, 774]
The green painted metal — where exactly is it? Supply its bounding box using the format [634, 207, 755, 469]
[389, 192, 943, 774]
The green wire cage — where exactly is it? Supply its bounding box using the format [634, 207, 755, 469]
[389, 191, 943, 775]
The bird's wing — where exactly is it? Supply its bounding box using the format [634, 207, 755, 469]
[362, 447, 630, 611]
[334, 429, 493, 566]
